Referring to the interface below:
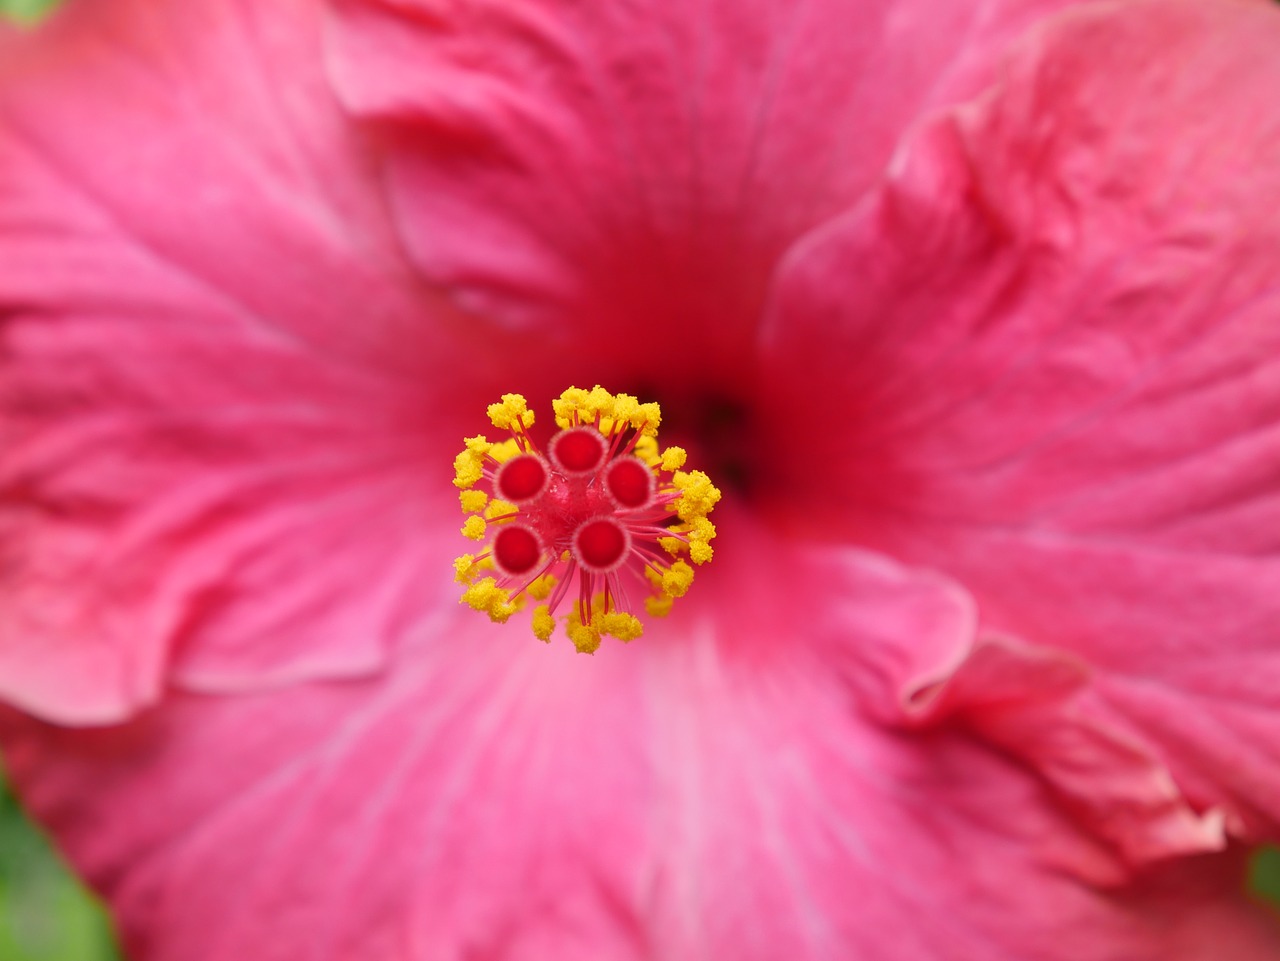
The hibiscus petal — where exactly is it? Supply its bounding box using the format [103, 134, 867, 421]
[762, 0, 1280, 847]
[323, 0, 1090, 378]
[0, 0, 478, 723]
[902, 630, 1229, 863]
[3, 523, 1275, 960]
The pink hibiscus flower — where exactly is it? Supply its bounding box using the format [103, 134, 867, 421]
[3, 0, 1280, 957]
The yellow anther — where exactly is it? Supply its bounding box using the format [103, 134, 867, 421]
[454, 554, 479, 584]
[527, 573, 557, 601]
[553, 386, 591, 427]
[635, 434, 660, 466]
[585, 386, 615, 421]
[484, 499, 518, 520]
[661, 560, 695, 598]
[487, 393, 535, 431]
[460, 490, 489, 513]
[645, 594, 674, 618]
[660, 446, 687, 471]
[567, 615, 602, 654]
[489, 599, 519, 622]
[634, 402, 662, 436]
[531, 605, 556, 642]
[453, 435, 494, 489]
[686, 517, 716, 564]
[453, 452, 484, 490]
[611, 394, 640, 432]
[658, 535, 686, 557]
[599, 611, 643, 642]
[673, 470, 722, 521]
[488, 438, 521, 463]
[461, 516, 487, 540]
[462, 577, 518, 623]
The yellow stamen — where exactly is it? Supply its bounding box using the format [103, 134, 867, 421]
[527, 574, 557, 601]
[531, 606, 556, 642]
[487, 393, 535, 431]
[660, 447, 687, 471]
[459, 490, 489, 513]
[661, 560, 695, 598]
[483, 499, 518, 520]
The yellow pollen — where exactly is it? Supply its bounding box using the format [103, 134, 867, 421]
[634, 402, 662, 436]
[635, 435, 660, 466]
[489, 438, 521, 463]
[461, 515, 487, 540]
[600, 611, 643, 642]
[527, 573, 557, 601]
[552, 387, 591, 428]
[487, 393, 535, 431]
[611, 394, 640, 432]
[531, 606, 556, 642]
[585, 386, 614, 420]
[483, 499, 518, 520]
[658, 535, 685, 557]
[567, 617, 602, 654]
[661, 560, 695, 598]
[673, 470, 722, 521]
[462, 578, 519, 623]
[645, 594, 674, 618]
[453, 453, 484, 490]
[689, 542, 714, 565]
[459, 490, 489, 513]
[660, 447, 687, 471]
[454, 554, 479, 583]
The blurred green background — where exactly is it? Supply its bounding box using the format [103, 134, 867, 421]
[0, 0, 54, 23]
[0, 0, 1278, 958]
[1, 773, 120, 961]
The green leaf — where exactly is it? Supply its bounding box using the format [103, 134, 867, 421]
[1250, 845, 1280, 907]
[0, 774, 122, 961]
[0, 0, 62, 24]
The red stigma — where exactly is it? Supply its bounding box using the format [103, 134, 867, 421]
[573, 518, 630, 572]
[605, 457, 655, 509]
[493, 524, 543, 576]
[495, 454, 549, 503]
[550, 427, 607, 474]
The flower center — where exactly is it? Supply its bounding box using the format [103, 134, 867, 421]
[452, 386, 721, 653]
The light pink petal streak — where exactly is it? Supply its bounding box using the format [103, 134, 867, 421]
[762, 0, 1280, 848]
[3, 518, 1276, 961]
[0, 0, 476, 723]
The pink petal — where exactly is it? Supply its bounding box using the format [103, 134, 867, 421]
[903, 632, 1228, 863]
[323, 0, 1090, 381]
[4, 518, 1275, 960]
[0, 0, 483, 723]
[762, 0, 1280, 847]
